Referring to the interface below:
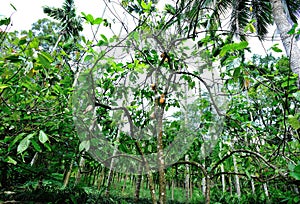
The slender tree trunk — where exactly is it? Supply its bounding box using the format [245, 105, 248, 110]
[51, 33, 63, 55]
[185, 154, 190, 201]
[263, 183, 270, 201]
[135, 164, 143, 202]
[105, 121, 123, 196]
[74, 152, 85, 186]
[251, 179, 255, 195]
[219, 143, 226, 193]
[184, 84, 190, 201]
[158, 127, 166, 204]
[232, 154, 241, 198]
[270, 0, 300, 88]
[63, 158, 74, 188]
[205, 176, 211, 204]
[171, 179, 175, 201]
[97, 167, 105, 190]
[156, 85, 166, 203]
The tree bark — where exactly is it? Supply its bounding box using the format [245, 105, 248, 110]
[74, 152, 85, 186]
[205, 176, 211, 204]
[233, 154, 241, 198]
[63, 158, 74, 188]
[270, 0, 300, 88]
[134, 165, 143, 202]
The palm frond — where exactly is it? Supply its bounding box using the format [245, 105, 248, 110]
[251, 1, 273, 38]
[43, 0, 82, 38]
[285, 0, 300, 23]
[230, 0, 251, 39]
[43, 7, 65, 20]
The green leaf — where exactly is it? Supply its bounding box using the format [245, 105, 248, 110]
[29, 38, 39, 49]
[165, 4, 176, 15]
[290, 171, 300, 180]
[5, 55, 21, 62]
[17, 133, 34, 154]
[10, 3, 17, 11]
[96, 40, 107, 46]
[6, 156, 17, 165]
[100, 34, 108, 43]
[38, 52, 53, 67]
[93, 18, 103, 25]
[0, 84, 8, 90]
[39, 130, 49, 144]
[85, 14, 95, 24]
[43, 143, 52, 151]
[0, 17, 11, 26]
[141, 0, 152, 11]
[31, 140, 42, 152]
[8, 133, 26, 152]
[220, 41, 248, 57]
[84, 55, 93, 62]
[288, 23, 298, 34]
[271, 44, 282, 53]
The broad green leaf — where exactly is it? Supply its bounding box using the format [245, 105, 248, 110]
[9, 133, 26, 152]
[39, 130, 49, 144]
[94, 17, 103, 25]
[290, 171, 300, 180]
[38, 52, 53, 67]
[86, 14, 95, 24]
[220, 41, 248, 57]
[17, 133, 34, 154]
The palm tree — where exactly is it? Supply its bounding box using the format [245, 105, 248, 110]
[177, 0, 300, 87]
[43, 0, 83, 53]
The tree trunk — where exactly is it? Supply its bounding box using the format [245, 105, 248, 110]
[232, 154, 241, 198]
[74, 152, 85, 186]
[97, 167, 105, 190]
[270, 0, 300, 88]
[251, 179, 255, 195]
[135, 164, 143, 202]
[205, 176, 211, 204]
[157, 95, 166, 203]
[263, 183, 270, 201]
[171, 179, 175, 201]
[122, 173, 128, 193]
[63, 158, 74, 188]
